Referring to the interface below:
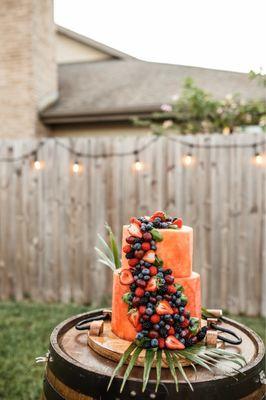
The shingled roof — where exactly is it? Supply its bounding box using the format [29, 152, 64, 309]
[41, 59, 265, 124]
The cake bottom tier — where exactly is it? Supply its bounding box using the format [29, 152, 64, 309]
[111, 270, 202, 341]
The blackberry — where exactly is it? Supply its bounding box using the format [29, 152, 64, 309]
[197, 327, 207, 341]
[130, 283, 137, 291]
[143, 321, 153, 329]
[185, 338, 193, 347]
[141, 224, 147, 232]
[126, 252, 135, 259]
[159, 328, 168, 338]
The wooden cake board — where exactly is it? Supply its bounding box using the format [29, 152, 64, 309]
[87, 311, 223, 368]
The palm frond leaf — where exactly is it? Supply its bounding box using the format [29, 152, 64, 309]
[97, 233, 114, 261]
[105, 223, 121, 269]
[172, 353, 194, 391]
[94, 247, 115, 271]
[120, 346, 142, 392]
[164, 350, 179, 392]
[107, 342, 136, 391]
[142, 349, 156, 392]
[155, 350, 162, 392]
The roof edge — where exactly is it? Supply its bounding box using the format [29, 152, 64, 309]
[56, 25, 136, 61]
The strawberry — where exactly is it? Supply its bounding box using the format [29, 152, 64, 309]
[165, 275, 174, 284]
[168, 327, 175, 335]
[135, 250, 144, 259]
[139, 305, 146, 315]
[132, 296, 141, 307]
[119, 269, 134, 285]
[173, 218, 183, 228]
[122, 244, 132, 253]
[167, 285, 177, 294]
[143, 250, 156, 264]
[165, 335, 185, 350]
[149, 266, 158, 276]
[150, 314, 160, 324]
[141, 242, 151, 251]
[158, 338, 165, 349]
[135, 287, 145, 297]
[136, 323, 143, 332]
[128, 258, 139, 267]
[136, 279, 146, 289]
[156, 300, 174, 315]
[146, 277, 157, 292]
[128, 223, 142, 238]
[142, 232, 152, 241]
[128, 309, 140, 328]
[130, 217, 141, 227]
[150, 211, 166, 221]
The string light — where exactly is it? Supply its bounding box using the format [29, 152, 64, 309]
[252, 144, 264, 166]
[72, 159, 81, 174]
[132, 151, 144, 172]
[182, 144, 195, 167]
[33, 151, 42, 170]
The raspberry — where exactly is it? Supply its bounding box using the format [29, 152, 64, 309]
[139, 306, 146, 315]
[122, 244, 132, 253]
[149, 266, 158, 276]
[168, 327, 175, 335]
[128, 258, 139, 267]
[141, 242, 151, 251]
[150, 314, 160, 324]
[135, 287, 145, 297]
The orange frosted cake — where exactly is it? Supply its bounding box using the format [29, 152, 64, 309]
[111, 211, 206, 350]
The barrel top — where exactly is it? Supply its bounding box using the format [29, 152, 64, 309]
[50, 309, 264, 385]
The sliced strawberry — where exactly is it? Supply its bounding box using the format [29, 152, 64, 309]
[128, 223, 142, 238]
[143, 250, 156, 264]
[158, 338, 165, 349]
[165, 335, 185, 350]
[136, 323, 143, 332]
[130, 217, 142, 227]
[155, 300, 174, 315]
[119, 269, 134, 285]
[150, 314, 160, 324]
[128, 309, 140, 328]
[150, 211, 166, 221]
[135, 287, 145, 297]
[141, 242, 151, 251]
[128, 258, 139, 267]
[122, 244, 132, 253]
[139, 305, 146, 315]
[146, 277, 157, 292]
[149, 266, 158, 276]
[173, 218, 183, 228]
[180, 319, 190, 328]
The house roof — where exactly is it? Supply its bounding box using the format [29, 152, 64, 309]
[41, 59, 265, 124]
[56, 25, 134, 61]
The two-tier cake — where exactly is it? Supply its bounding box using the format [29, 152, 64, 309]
[111, 211, 205, 349]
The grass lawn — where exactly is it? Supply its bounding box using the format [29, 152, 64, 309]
[0, 302, 265, 400]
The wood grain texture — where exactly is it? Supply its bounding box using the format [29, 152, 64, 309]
[0, 133, 265, 316]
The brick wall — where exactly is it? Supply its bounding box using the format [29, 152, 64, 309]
[0, 0, 58, 138]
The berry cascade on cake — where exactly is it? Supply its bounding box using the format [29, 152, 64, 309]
[111, 211, 207, 349]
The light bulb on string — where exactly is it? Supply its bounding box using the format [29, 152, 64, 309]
[132, 151, 144, 172]
[72, 159, 81, 174]
[182, 145, 195, 167]
[252, 144, 264, 166]
[33, 151, 42, 170]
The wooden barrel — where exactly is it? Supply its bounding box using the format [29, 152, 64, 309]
[42, 309, 265, 400]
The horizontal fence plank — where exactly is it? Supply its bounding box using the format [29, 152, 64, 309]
[0, 133, 265, 316]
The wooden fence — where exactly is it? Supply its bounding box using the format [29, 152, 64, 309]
[0, 133, 265, 316]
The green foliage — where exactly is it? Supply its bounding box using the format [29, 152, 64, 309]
[133, 77, 266, 134]
[95, 224, 121, 271]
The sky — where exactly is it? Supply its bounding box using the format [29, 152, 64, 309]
[54, 0, 266, 73]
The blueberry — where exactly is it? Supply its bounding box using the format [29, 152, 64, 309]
[143, 275, 150, 281]
[175, 333, 180, 339]
[141, 224, 147, 232]
[153, 324, 160, 330]
[138, 273, 144, 279]
[159, 320, 165, 327]
[176, 298, 181, 305]
[158, 268, 164, 273]
[136, 333, 143, 340]
[133, 243, 142, 250]
[161, 222, 168, 228]
[179, 307, 185, 314]
[144, 291, 150, 297]
[142, 268, 150, 275]
[173, 314, 180, 321]
[172, 295, 177, 301]
[140, 260, 145, 265]
[151, 338, 158, 348]
[164, 314, 171, 320]
[156, 295, 163, 301]
[165, 324, 170, 330]
[144, 262, 151, 267]
[151, 245, 157, 250]
[141, 330, 149, 335]
[181, 301, 187, 307]
[157, 272, 164, 278]
[179, 338, 186, 344]
[179, 316, 185, 322]
[154, 217, 161, 223]
[176, 291, 181, 298]
[146, 308, 153, 316]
